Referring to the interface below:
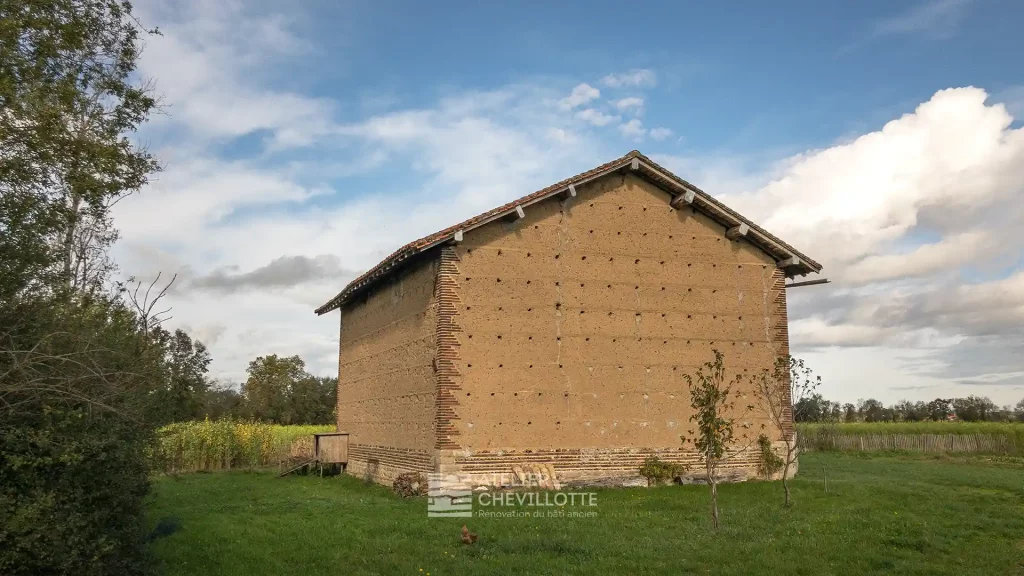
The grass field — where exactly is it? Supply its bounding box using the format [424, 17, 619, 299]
[148, 453, 1024, 575]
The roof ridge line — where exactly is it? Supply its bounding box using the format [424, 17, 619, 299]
[315, 150, 820, 315]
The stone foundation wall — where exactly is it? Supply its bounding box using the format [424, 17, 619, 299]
[437, 440, 796, 488]
[345, 444, 434, 485]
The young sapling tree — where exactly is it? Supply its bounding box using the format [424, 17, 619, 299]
[681, 349, 754, 530]
[752, 356, 820, 507]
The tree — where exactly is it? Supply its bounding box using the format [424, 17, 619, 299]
[842, 403, 857, 422]
[243, 355, 303, 423]
[1015, 399, 1024, 423]
[753, 356, 820, 507]
[893, 400, 927, 422]
[681, 350, 752, 530]
[925, 398, 954, 421]
[952, 395, 997, 422]
[202, 381, 245, 420]
[288, 375, 337, 425]
[858, 398, 888, 422]
[241, 355, 335, 424]
[0, 1, 161, 572]
[0, 0, 159, 301]
[794, 393, 824, 422]
[151, 328, 211, 424]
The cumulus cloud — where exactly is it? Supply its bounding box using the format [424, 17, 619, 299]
[558, 83, 600, 110]
[841, 231, 995, 285]
[114, 5, 631, 381]
[619, 119, 646, 139]
[576, 108, 620, 127]
[726, 87, 1023, 272]
[114, 3, 1023, 404]
[993, 85, 1024, 119]
[614, 97, 644, 111]
[648, 127, 672, 141]
[658, 86, 1024, 403]
[134, 1, 336, 147]
[601, 69, 656, 88]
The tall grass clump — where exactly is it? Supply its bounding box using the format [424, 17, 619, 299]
[152, 420, 333, 473]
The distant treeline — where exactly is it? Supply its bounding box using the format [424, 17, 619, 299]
[160, 331, 337, 426]
[795, 394, 1024, 423]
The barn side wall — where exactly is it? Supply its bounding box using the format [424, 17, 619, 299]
[437, 173, 792, 486]
[337, 255, 439, 484]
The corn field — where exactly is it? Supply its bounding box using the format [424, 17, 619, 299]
[151, 420, 334, 473]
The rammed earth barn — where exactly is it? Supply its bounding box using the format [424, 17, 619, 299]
[315, 151, 822, 486]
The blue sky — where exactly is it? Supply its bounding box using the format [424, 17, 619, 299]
[114, 0, 1024, 406]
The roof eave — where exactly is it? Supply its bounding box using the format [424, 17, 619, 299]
[314, 151, 822, 315]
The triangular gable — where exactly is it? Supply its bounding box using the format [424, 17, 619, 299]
[315, 150, 821, 315]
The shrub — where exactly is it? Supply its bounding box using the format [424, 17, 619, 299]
[1, 410, 153, 575]
[393, 472, 428, 497]
[639, 457, 687, 486]
[756, 434, 784, 479]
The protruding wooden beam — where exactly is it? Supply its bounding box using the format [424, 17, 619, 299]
[568, 184, 577, 197]
[630, 158, 640, 170]
[785, 278, 830, 289]
[559, 184, 578, 200]
[503, 205, 526, 222]
[726, 223, 749, 240]
[453, 230, 464, 243]
[670, 189, 696, 209]
[780, 255, 801, 268]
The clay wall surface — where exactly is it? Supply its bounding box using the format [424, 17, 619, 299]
[439, 173, 790, 483]
[337, 255, 438, 483]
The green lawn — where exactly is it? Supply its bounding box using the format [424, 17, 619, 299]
[148, 453, 1024, 575]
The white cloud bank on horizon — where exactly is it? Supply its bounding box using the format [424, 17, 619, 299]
[113, 1, 1024, 406]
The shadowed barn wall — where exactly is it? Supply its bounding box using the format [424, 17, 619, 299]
[337, 256, 439, 484]
[436, 173, 790, 484]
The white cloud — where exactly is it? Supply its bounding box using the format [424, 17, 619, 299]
[841, 231, 995, 285]
[613, 97, 644, 111]
[113, 4, 1024, 407]
[992, 85, 1024, 119]
[134, 0, 335, 147]
[115, 6, 615, 382]
[558, 83, 600, 110]
[601, 69, 657, 88]
[575, 108, 620, 127]
[874, 0, 972, 38]
[725, 87, 1023, 271]
[618, 119, 646, 139]
[648, 127, 672, 141]
[660, 86, 1024, 404]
